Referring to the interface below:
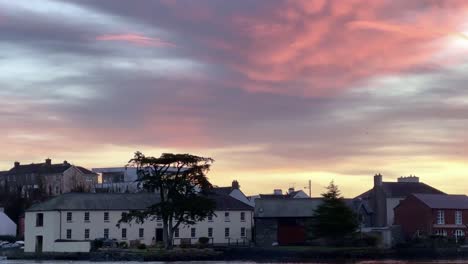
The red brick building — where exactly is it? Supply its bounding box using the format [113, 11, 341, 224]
[395, 194, 468, 239]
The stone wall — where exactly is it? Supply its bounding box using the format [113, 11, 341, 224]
[255, 218, 277, 247]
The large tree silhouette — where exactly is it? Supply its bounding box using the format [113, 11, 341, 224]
[118, 152, 216, 249]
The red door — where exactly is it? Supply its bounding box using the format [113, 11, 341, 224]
[278, 222, 306, 245]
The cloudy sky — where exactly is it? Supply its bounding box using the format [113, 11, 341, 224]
[1, 0, 468, 196]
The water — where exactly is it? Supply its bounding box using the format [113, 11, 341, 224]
[3, 261, 468, 264]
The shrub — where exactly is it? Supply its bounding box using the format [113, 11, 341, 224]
[91, 239, 104, 251]
[198, 237, 210, 245]
[137, 243, 147, 250]
[0, 235, 16, 242]
[119, 241, 128, 248]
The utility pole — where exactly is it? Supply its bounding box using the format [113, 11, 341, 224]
[304, 180, 312, 197]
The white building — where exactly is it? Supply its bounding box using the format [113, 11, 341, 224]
[92, 167, 140, 193]
[0, 208, 16, 236]
[25, 192, 253, 253]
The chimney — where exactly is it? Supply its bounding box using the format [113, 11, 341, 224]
[374, 173, 383, 187]
[288, 187, 295, 194]
[45, 158, 52, 166]
[398, 175, 419, 183]
[14, 161, 20, 168]
[231, 180, 240, 190]
[63, 160, 69, 166]
[273, 189, 283, 195]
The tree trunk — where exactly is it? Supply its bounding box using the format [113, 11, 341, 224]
[167, 219, 174, 249]
[162, 218, 169, 249]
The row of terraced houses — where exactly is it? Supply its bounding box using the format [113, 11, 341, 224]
[0, 159, 467, 253]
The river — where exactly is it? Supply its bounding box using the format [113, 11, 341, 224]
[3, 261, 468, 264]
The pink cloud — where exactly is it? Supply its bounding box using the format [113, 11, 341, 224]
[216, 1, 468, 97]
[96, 33, 175, 47]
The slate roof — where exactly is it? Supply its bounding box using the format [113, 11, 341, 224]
[7, 163, 72, 175]
[27, 193, 160, 211]
[27, 191, 253, 212]
[4, 162, 97, 176]
[212, 187, 233, 196]
[357, 182, 445, 199]
[255, 198, 324, 218]
[208, 192, 253, 211]
[413, 194, 468, 209]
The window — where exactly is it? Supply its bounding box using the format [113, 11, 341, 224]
[455, 229, 465, 237]
[157, 216, 162, 222]
[66, 229, 72, 239]
[456, 211, 463, 225]
[437, 210, 445, 224]
[208, 215, 213, 222]
[240, 212, 245, 222]
[104, 228, 109, 239]
[122, 228, 127, 240]
[174, 228, 179, 238]
[208, 227, 213, 238]
[66, 212, 72, 222]
[139, 228, 144, 238]
[84, 229, 90, 240]
[241, 227, 246, 237]
[225, 228, 230, 238]
[55, 186, 59, 195]
[36, 213, 44, 227]
[104, 212, 109, 222]
[84, 212, 90, 222]
[191, 228, 196, 238]
[224, 212, 230, 222]
[435, 229, 447, 237]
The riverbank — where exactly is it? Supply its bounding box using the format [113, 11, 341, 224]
[3, 246, 468, 262]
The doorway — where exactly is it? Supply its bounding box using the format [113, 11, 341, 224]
[155, 228, 164, 242]
[35, 236, 43, 253]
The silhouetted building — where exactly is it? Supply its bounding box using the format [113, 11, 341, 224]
[0, 159, 97, 199]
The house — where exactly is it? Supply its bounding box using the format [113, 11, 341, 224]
[25, 192, 253, 253]
[395, 194, 468, 239]
[0, 208, 16, 236]
[213, 180, 253, 206]
[355, 174, 445, 228]
[0, 159, 98, 198]
[254, 198, 323, 246]
[92, 167, 140, 193]
[352, 174, 446, 247]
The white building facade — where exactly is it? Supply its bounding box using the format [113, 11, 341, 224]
[25, 192, 253, 253]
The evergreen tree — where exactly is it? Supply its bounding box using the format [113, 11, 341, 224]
[311, 181, 358, 243]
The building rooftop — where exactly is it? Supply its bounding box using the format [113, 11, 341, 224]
[357, 181, 445, 199]
[413, 194, 468, 209]
[27, 191, 253, 212]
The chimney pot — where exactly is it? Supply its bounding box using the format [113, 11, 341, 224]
[273, 189, 283, 195]
[14, 161, 20, 168]
[288, 187, 295, 194]
[63, 160, 69, 165]
[45, 158, 52, 166]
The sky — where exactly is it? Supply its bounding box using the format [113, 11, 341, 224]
[1, 0, 468, 197]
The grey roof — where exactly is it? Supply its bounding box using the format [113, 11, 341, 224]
[27, 193, 160, 211]
[357, 182, 444, 199]
[255, 198, 324, 218]
[212, 187, 233, 196]
[4, 162, 96, 176]
[27, 191, 253, 212]
[413, 194, 468, 209]
[208, 192, 253, 211]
